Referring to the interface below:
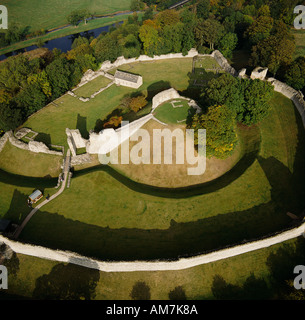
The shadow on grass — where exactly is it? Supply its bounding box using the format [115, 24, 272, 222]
[73, 123, 261, 199]
[211, 274, 272, 300]
[35, 132, 52, 147]
[18, 135, 305, 261]
[93, 80, 172, 133]
[4, 103, 305, 262]
[32, 262, 100, 300]
[0, 169, 57, 188]
[76, 114, 89, 140]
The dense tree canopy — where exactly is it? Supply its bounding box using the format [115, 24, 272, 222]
[201, 73, 274, 126]
[189, 105, 238, 159]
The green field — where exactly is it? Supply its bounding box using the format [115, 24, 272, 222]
[0, 142, 62, 178]
[74, 76, 113, 99]
[2, 0, 132, 32]
[153, 99, 191, 124]
[292, 28, 305, 59]
[2, 237, 304, 300]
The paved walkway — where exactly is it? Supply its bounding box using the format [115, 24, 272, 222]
[13, 150, 71, 239]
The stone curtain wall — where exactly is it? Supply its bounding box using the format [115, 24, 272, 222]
[210, 50, 238, 77]
[267, 78, 305, 127]
[0, 223, 304, 272]
[0, 132, 10, 153]
[75, 49, 200, 91]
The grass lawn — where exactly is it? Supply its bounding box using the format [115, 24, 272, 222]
[1, 0, 132, 33]
[0, 170, 59, 225]
[153, 99, 191, 124]
[0, 142, 62, 178]
[110, 119, 247, 188]
[74, 76, 113, 98]
[23, 58, 194, 147]
[2, 237, 304, 300]
[291, 28, 305, 59]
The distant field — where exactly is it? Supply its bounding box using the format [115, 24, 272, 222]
[2, 0, 132, 32]
[292, 28, 305, 59]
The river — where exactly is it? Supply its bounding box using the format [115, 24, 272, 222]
[0, 14, 129, 61]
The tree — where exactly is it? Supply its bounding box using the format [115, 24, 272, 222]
[201, 73, 244, 116]
[71, 36, 90, 50]
[241, 79, 274, 125]
[94, 35, 122, 63]
[103, 115, 123, 128]
[142, 7, 154, 21]
[218, 32, 238, 58]
[0, 54, 31, 93]
[202, 74, 274, 125]
[189, 105, 238, 159]
[4, 23, 25, 44]
[139, 21, 161, 56]
[27, 70, 52, 98]
[130, 281, 151, 300]
[67, 43, 93, 61]
[45, 57, 73, 98]
[160, 23, 184, 54]
[250, 27, 295, 75]
[284, 57, 305, 91]
[181, 26, 195, 55]
[0, 89, 12, 104]
[130, 0, 145, 12]
[67, 10, 81, 27]
[80, 9, 92, 25]
[245, 14, 274, 45]
[196, 0, 211, 20]
[0, 102, 23, 131]
[194, 18, 224, 50]
[120, 34, 142, 59]
[15, 82, 47, 117]
[155, 10, 181, 27]
[129, 95, 147, 112]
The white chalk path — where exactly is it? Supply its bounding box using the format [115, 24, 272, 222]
[13, 149, 71, 239]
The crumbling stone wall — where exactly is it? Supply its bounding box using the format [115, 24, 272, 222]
[211, 50, 238, 77]
[0, 131, 62, 156]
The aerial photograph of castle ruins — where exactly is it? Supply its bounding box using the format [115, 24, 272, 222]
[0, 0, 305, 305]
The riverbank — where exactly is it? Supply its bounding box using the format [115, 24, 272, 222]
[0, 12, 143, 58]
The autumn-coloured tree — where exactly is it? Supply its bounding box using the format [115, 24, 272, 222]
[103, 115, 123, 129]
[189, 105, 238, 159]
[129, 95, 148, 112]
[250, 21, 295, 75]
[155, 9, 180, 27]
[139, 21, 160, 55]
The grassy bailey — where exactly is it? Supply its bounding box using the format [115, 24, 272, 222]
[0, 56, 304, 262]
